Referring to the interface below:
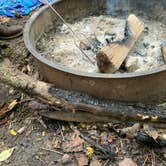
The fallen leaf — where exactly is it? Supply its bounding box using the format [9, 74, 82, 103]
[8, 100, 18, 111]
[0, 100, 18, 118]
[90, 159, 102, 166]
[148, 130, 159, 140]
[9, 129, 17, 136]
[143, 125, 159, 140]
[86, 146, 94, 158]
[0, 147, 15, 162]
[118, 158, 137, 166]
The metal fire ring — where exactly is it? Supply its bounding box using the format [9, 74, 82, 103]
[24, 0, 166, 104]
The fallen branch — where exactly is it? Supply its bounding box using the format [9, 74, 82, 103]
[0, 61, 166, 124]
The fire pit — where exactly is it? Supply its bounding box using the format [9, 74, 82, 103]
[24, 0, 166, 103]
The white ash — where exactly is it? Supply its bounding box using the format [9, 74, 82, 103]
[36, 15, 166, 73]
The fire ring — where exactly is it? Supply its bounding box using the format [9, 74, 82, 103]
[24, 0, 166, 103]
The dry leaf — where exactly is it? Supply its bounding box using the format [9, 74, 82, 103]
[8, 100, 18, 111]
[0, 147, 15, 162]
[118, 158, 137, 166]
[143, 125, 159, 140]
[86, 146, 94, 158]
[0, 100, 18, 118]
[148, 130, 159, 140]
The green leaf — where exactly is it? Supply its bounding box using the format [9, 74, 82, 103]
[0, 147, 14, 162]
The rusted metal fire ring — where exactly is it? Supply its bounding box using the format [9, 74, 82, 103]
[24, 0, 166, 104]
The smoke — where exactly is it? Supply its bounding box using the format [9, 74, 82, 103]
[106, 0, 130, 16]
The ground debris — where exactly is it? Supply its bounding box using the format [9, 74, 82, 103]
[0, 99, 18, 119]
[27, 100, 48, 110]
[62, 130, 84, 153]
[90, 159, 102, 166]
[136, 130, 166, 148]
[75, 153, 88, 166]
[119, 123, 141, 139]
[118, 158, 137, 166]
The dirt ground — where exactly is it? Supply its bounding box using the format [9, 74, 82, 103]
[0, 9, 166, 166]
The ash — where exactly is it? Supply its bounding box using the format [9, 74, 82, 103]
[36, 15, 166, 73]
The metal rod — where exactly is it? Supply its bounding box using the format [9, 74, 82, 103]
[45, 1, 95, 65]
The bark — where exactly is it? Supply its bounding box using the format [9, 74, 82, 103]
[0, 61, 166, 124]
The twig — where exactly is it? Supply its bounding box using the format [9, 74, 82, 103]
[151, 150, 156, 166]
[142, 154, 149, 166]
[58, 122, 65, 141]
[41, 147, 64, 155]
[103, 159, 110, 166]
[79, 132, 115, 160]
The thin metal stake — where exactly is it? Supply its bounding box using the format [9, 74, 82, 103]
[45, 1, 95, 65]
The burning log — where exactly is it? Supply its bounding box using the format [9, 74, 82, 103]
[96, 14, 144, 73]
[161, 42, 166, 64]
